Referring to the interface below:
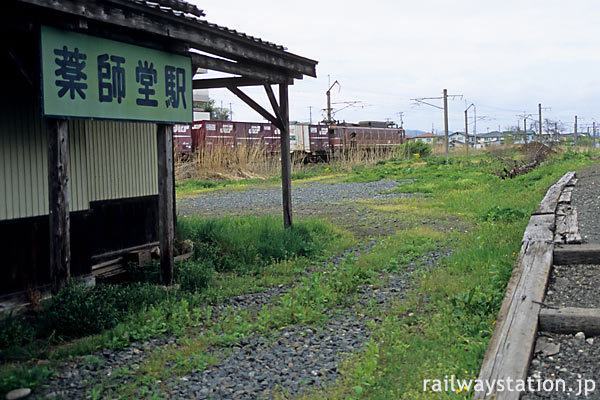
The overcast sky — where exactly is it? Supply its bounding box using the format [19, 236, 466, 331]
[190, 0, 600, 133]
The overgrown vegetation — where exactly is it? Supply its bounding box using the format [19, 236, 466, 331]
[2, 146, 597, 398]
[0, 216, 349, 396]
[305, 149, 599, 399]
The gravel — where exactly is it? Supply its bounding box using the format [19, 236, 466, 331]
[525, 163, 600, 399]
[524, 333, 600, 399]
[571, 163, 600, 244]
[36, 177, 453, 399]
[37, 245, 451, 399]
[544, 264, 600, 308]
[177, 179, 412, 217]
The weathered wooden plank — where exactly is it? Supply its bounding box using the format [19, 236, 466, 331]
[47, 118, 71, 294]
[539, 307, 600, 336]
[522, 213, 555, 243]
[558, 187, 573, 203]
[554, 205, 581, 244]
[476, 241, 554, 399]
[533, 171, 576, 215]
[19, 0, 318, 77]
[193, 77, 268, 90]
[228, 86, 283, 130]
[189, 53, 296, 82]
[553, 244, 600, 265]
[157, 124, 174, 285]
[279, 84, 292, 228]
[566, 178, 578, 187]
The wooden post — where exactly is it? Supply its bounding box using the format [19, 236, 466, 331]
[157, 124, 174, 285]
[47, 118, 71, 293]
[279, 83, 292, 228]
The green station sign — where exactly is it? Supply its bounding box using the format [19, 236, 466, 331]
[40, 25, 192, 123]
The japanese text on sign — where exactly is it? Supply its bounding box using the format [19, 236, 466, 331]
[41, 25, 192, 123]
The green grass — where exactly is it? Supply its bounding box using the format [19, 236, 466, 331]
[2, 149, 598, 398]
[0, 216, 353, 397]
[302, 150, 599, 399]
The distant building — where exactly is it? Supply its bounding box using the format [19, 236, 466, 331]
[408, 132, 442, 145]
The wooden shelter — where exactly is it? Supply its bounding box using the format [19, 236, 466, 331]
[0, 0, 317, 300]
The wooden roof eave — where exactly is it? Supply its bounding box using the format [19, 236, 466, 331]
[17, 0, 317, 79]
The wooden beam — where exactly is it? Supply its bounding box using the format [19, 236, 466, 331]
[279, 83, 292, 228]
[476, 240, 553, 399]
[190, 53, 297, 82]
[539, 307, 600, 336]
[558, 186, 573, 203]
[193, 77, 267, 90]
[47, 118, 70, 293]
[264, 84, 283, 122]
[157, 124, 174, 285]
[19, 0, 317, 77]
[554, 244, 600, 265]
[554, 205, 582, 244]
[522, 213, 555, 243]
[227, 86, 283, 130]
[533, 171, 576, 215]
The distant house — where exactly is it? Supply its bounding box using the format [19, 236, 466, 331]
[408, 133, 442, 145]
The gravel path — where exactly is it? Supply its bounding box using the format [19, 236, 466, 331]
[526, 163, 600, 399]
[36, 178, 453, 399]
[524, 333, 599, 400]
[177, 180, 412, 217]
[38, 244, 451, 399]
[544, 264, 600, 308]
[572, 163, 600, 244]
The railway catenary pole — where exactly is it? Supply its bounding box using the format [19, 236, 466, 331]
[464, 103, 474, 157]
[574, 115, 578, 146]
[464, 108, 469, 157]
[538, 103, 542, 141]
[443, 89, 449, 158]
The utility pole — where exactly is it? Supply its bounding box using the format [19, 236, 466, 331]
[308, 106, 312, 124]
[397, 112, 404, 128]
[229, 103, 233, 121]
[555, 122, 558, 143]
[538, 103, 542, 141]
[594, 121, 597, 148]
[465, 103, 474, 157]
[473, 104, 477, 146]
[325, 80, 340, 124]
[411, 90, 463, 157]
[524, 118, 527, 144]
[443, 89, 449, 158]
[574, 115, 578, 146]
[464, 108, 469, 157]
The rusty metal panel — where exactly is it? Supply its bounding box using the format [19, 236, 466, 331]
[308, 125, 329, 153]
[173, 124, 192, 153]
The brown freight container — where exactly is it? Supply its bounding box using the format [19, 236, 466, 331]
[263, 123, 281, 152]
[308, 124, 330, 154]
[173, 124, 192, 153]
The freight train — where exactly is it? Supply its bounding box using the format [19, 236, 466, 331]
[174, 120, 405, 161]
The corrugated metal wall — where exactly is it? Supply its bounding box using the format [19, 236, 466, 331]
[0, 98, 158, 221]
[0, 101, 89, 219]
[85, 120, 158, 202]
